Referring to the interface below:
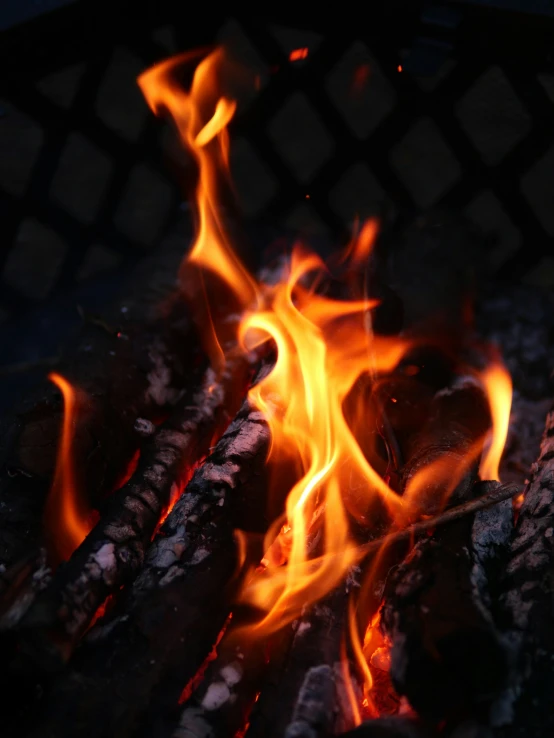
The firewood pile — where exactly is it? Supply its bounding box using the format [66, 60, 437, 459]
[0, 47, 553, 738]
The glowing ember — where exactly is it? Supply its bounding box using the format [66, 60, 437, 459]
[289, 48, 309, 62]
[44, 373, 93, 562]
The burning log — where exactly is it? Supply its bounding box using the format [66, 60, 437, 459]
[0, 238, 199, 572]
[246, 585, 357, 738]
[29, 362, 272, 738]
[7, 358, 252, 672]
[284, 664, 336, 738]
[380, 480, 514, 722]
[378, 374, 514, 722]
[169, 620, 276, 738]
[494, 406, 554, 737]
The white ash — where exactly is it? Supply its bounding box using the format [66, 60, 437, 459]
[201, 681, 232, 710]
[174, 706, 214, 738]
[190, 547, 210, 566]
[219, 661, 243, 686]
[91, 543, 118, 583]
[296, 621, 312, 637]
[134, 417, 155, 436]
[147, 525, 188, 568]
[146, 341, 183, 407]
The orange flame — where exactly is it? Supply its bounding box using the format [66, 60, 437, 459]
[479, 361, 512, 481]
[137, 47, 514, 719]
[138, 49, 258, 370]
[44, 373, 93, 562]
[237, 243, 409, 632]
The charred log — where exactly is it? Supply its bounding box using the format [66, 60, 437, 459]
[493, 407, 554, 737]
[7, 357, 252, 672]
[246, 585, 357, 738]
[28, 363, 272, 738]
[169, 622, 274, 738]
[381, 481, 513, 723]
[284, 664, 336, 738]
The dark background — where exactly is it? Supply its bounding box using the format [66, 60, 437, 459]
[0, 1, 553, 408]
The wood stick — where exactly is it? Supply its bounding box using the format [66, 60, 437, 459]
[246, 584, 357, 738]
[8, 357, 252, 672]
[28, 361, 273, 738]
[358, 482, 519, 560]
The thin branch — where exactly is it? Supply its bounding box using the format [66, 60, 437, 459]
[360, 482, 520, 557]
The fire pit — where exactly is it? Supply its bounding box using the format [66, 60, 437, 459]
[1, 7, 554, 738]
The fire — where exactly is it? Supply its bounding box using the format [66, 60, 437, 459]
[136, 46, 515, 718]
[44, 373, 93, 562]
[138, 49, 258, 370]
[236, 246, 410, 630]
[479, 361, 512, 481]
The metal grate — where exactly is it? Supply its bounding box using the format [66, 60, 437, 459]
[1, 4, 553, 320]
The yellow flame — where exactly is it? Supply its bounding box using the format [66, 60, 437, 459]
[479, 361, 512, 481]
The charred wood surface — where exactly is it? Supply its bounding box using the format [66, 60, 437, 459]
[9, 358, 252, 671]
[399, 380, 491, 515]
[494, 407, 554, 737]
[169, 624, 270, 738]
[246, 585, 357, 738]
[28, 365, 272, 738]
[381, 481, 513, 723]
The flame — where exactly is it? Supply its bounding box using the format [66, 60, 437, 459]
[44, 373, 93, 562]
[137, 47, 514, 720]
[237, 243, 409, 632]
[138, 49, 258, 369]
[479, 361, 512, 481]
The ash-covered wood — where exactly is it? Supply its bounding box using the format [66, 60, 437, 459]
[246, 585, 358, 738]
[284, 664, 336, 738]
[381, 479, 513, 722]
[8, 358, 252, 672]
[170, 625, 270, 738]
[28, 363, 272, 738]
[492, 407, 554, 737]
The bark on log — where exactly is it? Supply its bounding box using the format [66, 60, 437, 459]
[284, 664, 336, 738]
[8, 356, 252, 672]
[492, 407, 554, 737]
[246, 584, 358, 738]
[28, 362, 272, 738]
[381, 481, 513, 723]
[169, 622, 273, 738]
